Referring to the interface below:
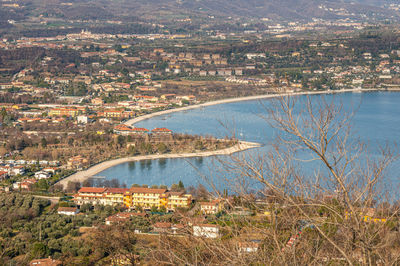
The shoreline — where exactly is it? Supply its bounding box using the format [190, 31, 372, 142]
[124, 88, 379, 127]
[58, 87, 384, 188]
[57, 141, 261, 188]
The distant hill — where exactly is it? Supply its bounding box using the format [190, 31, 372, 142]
[0, 0, 398, 25]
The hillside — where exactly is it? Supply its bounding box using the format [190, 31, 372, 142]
[0, 0, 399, 24]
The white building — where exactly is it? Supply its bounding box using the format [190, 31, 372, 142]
[77, 115, 89, 124]
[34, 171, 51, 179]
[57, 207, 79, 216]
[193, 224, 219, 239]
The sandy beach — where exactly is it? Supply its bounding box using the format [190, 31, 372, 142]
[58, 88, 382, 188]
[124, 88, 379, 127]
[57, 141, 260, 188]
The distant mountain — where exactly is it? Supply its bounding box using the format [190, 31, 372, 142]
[1, 0, 399, 24]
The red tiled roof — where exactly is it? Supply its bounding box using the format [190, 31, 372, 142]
[128, 187, 167, 194]
[105, 188, 130, 194]
[78, 187, 107, 193]
[152, 128, 172, 132]
[132, 127, 149, 132]
[153, 222, 172, 228]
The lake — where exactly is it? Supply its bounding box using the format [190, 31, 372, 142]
[97, 92, 400, 192]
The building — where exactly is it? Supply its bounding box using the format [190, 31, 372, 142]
[105, 212, 147, 225]
[57, 207, 79, 216]
[91, 97, 104, 105]
[49, 108, 81, 117]
[238, 241, 259, 253]
[123, 187, 167, 210]
[153, 222, 172, 233]
[199, 199, 224, 214]
[13, 179, 37, 190]
[113, 125, 149, 136]
[34, 171, 52, 180]
[67, 155, 89, 169]
[151, 128, 173, 135]
[152, 222, 185, 234]
[164, 191, 192, 210]
[193, 224, 220, 239]
[101, 188, 130, 205]
[73, 187, 129, 206]
[98, 110, 134, 119]
[0, 171, 8, 181]
[123, 186, 192, 211]
[30, 258, 62, 266]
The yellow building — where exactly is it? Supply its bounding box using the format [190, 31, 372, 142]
[124, 187, 167, 209]
[73, 187, 129, 206]
[164, 192, 192, 210]
[123, 187, 192, 211]
[49, 108, 81, 117]
[199, 199, 224, 214]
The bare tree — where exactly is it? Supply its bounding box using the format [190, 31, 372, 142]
[148, 95, 400, 265]
[219, 95, 399, 265]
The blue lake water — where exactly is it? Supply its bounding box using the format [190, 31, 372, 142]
[98, 92, 400, 193]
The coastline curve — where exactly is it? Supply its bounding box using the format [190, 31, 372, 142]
[57, 141, 260, 188]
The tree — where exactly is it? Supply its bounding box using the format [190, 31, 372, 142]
[30, 242, 48, 259]
[40, 138, 47, 148]
[157, 143, 168, 154]
[150, 95, 399, 265]
[178, 180, 184, 190]
[88, 224, 138, 265]
[221, 95, 398, 264]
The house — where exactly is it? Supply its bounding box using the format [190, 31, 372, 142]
[77, 115, 90, 124]
[30, 257, 62, 266]
[164, 191, 192, 211]
[14, 179, 37, 190]
[199, 199, 224, 214]
[105, 212, 147, 225]
[238, 241, 259, 253]
[0, 171, 8, 180]
[67, 155, 89, 169]
[193, 224, 220, 239]
[113, 125, 149, 136]
[91, 98, 104, 105]
[10, 166, 25, 176]
[34, 171, 52, 180]
[57, 207, 79, 216]
[151, 128, 173, 135]
[153, 222, 172, 233]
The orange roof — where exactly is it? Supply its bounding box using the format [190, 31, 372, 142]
[153, 222, 172, 228]
[132, 127, 149, 132]
[152, 128, 172, 132]
[78, 187, 107, 193]
[105, 188, 130, 194]
[128, 187, 167, 194]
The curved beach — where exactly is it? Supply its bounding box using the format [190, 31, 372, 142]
[124, 88, 378, 127]
[59, 88, 382, 188]
[57, 141, 260, 188]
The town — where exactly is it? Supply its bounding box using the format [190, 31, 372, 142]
[0, 0, 400, 264]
